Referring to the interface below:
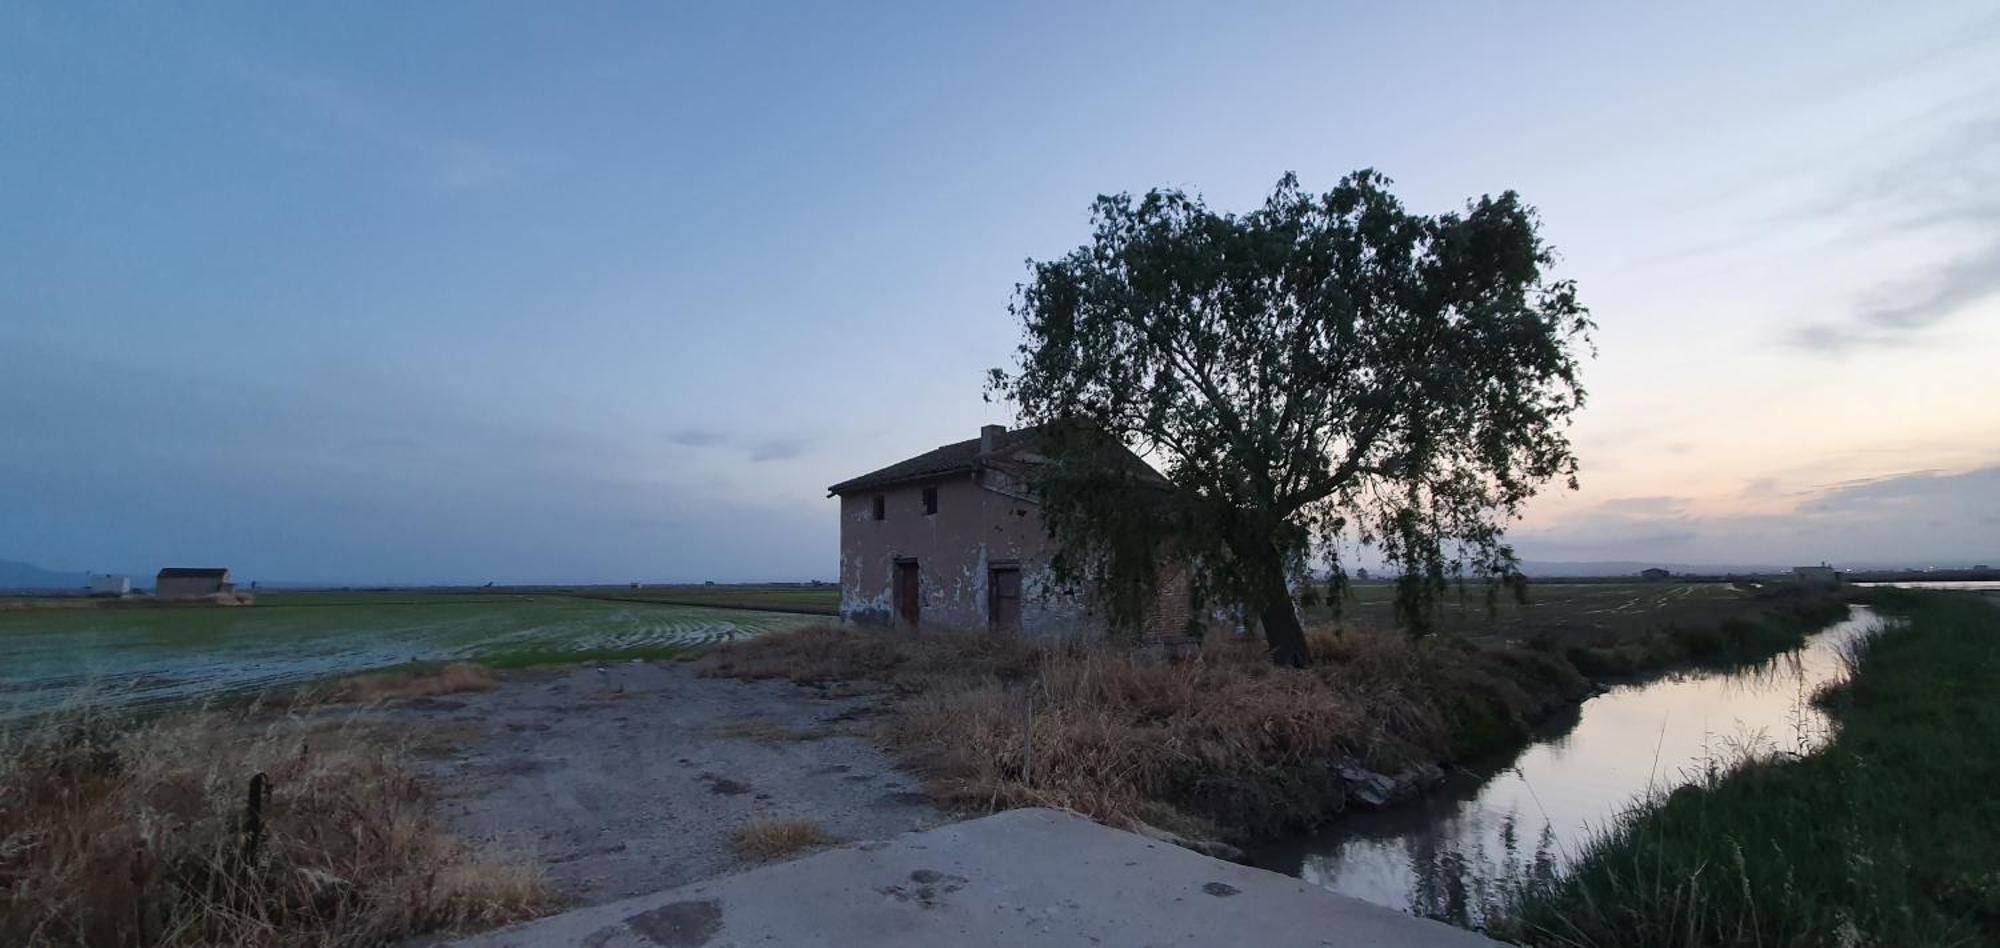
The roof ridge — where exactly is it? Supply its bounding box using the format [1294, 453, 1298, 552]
[827, 425, 1041, 495]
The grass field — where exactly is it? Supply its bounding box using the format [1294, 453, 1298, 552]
[0, 591, 818, 719]
[1318, 580, 1753, 639]
[549, 583, 839, 615]
[0, 580, 1827, 721]
[1318, 581, 1847, 674]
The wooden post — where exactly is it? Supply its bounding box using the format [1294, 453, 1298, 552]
[1022, 690, 1034, 788]
[242, 772, 268, 862]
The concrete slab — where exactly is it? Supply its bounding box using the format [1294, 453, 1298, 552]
[454, 808, 1498, 947]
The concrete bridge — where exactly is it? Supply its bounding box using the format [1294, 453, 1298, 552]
[454, 808, 1498, 947]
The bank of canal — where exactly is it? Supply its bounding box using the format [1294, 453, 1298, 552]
[1252, 605, 1887, 924]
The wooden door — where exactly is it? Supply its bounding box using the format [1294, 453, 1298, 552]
[894, 560, 920, 626]
[989, 566, 1022, 632]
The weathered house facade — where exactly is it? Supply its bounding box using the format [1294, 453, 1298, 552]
[155, 567, 232, 599]
[827, 424, 1195, 640]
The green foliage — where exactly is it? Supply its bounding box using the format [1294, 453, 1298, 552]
[1502, 590, 2000, 946]
[990, 171, 1591, 656]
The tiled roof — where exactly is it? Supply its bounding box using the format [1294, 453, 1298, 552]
[826, 425, 1171, 496]
[156, 567, 228, 579]
[826, 427, 1042, 495]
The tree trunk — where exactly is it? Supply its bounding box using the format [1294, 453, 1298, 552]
[1231, 528, 1312, 668]
[1260, 596, 1310, 668]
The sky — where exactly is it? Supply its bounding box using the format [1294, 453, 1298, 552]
[3, 2, 1998, 584]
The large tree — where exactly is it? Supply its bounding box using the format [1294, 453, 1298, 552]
[989, 171, 1592, 666]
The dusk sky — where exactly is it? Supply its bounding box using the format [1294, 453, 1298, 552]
[5, 3, 1997, 584]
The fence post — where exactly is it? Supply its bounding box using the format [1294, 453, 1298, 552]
[1022, 691, 1034, 788]
[242, 772, 269, 862]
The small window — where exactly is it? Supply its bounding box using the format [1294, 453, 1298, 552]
[922, 486, 938, 515]
[871, 495, 885, 521]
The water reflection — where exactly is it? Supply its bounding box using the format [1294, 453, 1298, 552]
[1256, 606, 1888, 926]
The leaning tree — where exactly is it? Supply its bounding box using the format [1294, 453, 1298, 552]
[989, 171, 1592, 666]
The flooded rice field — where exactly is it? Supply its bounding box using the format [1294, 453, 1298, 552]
[0, 592, 819, 719]
[1254, 606, 1889, 926]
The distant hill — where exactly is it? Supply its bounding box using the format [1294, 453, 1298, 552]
[0, 558, 91, 591]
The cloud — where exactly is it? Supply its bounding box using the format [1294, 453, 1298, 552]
[747, 437, 807, 463]
[1797, 466, 1993, 515]
[1739, 476, 1786, 500]
[1782, 115, 2000, 355]
[1508, 495, 1698, 560]
[0, 340, 832, 585]
[1789, 239, 2000, 354]
[665, 427, 812, 462]
[1855, 244, 2000, 329]
[665, 428, 726, 447]
[1517, 466, 2000, 566]
[1593, 495, 1689, 516]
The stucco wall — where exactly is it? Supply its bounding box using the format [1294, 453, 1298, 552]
[836, 469, 1214, 641]
[837, 471, 1104, 638]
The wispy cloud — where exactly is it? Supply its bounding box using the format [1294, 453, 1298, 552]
[1593, 495, 1690, 516]
[1782, 115, 2000, 355]
[1796, 466, 1988, 515]
[1517, 466, 2000, 565]
[747, 437, 807, 463]
[664, 427, 812, 463]
[664, 428, 726, 447]
[1788, 240, 2000, 354]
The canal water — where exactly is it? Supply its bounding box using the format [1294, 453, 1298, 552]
[1252, 606, 1890, 926]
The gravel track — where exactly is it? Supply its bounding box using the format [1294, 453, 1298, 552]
[378, 660, 946, 905]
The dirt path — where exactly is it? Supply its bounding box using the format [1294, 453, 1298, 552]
[372, 661, 947, 905]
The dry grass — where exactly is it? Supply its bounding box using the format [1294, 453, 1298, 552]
[704, 624, 1037, 689]
[705, 625, 1586, 842]
[730, 818, 840, 863]
[0, 703, 554, 946]
[315, 662, 497, 705]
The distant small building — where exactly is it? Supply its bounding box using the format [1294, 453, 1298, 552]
[155, 567, 233, 599]
[86, 573, 131, 596]
[1790, 563, 1842, 587]
[1639, 567, 1672, 581]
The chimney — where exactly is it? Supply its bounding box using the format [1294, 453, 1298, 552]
[980, 424, 1006, 453]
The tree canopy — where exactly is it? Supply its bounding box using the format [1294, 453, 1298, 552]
[989, 171, 1592, 665]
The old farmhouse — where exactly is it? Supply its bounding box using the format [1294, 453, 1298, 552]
[828, 424, 1195, 640]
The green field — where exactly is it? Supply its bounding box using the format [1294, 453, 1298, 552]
[0, 591, 822, 719]
[537, 583, 840, 615]
[0, 580, 1809, 720]
[1318, 580, 1753, 638]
